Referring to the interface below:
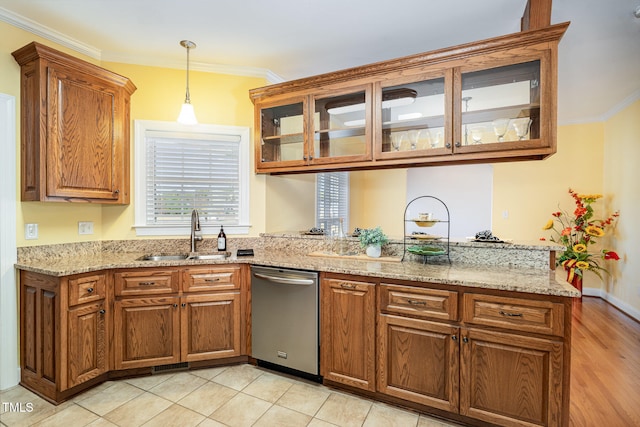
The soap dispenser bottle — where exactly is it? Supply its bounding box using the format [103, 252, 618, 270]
[217, 226, 227, 251]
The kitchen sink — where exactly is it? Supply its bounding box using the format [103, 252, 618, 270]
[137, 252, 231, 261]
[137, 254, 189, 261]
[188, 252, 231, 260]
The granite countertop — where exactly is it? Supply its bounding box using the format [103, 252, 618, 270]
[15, 249, 580, 298]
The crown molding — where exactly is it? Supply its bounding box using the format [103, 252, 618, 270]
[559, 89, 640, 126]
[1, 6, 284, 85]
[0, 6, 101, 60]
[101, 52, 285, 84]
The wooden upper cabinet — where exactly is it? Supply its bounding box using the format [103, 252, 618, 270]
[250, 23, 568, 174]
[12, 42, 136, 203]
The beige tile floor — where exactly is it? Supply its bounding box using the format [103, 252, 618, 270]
[0, 364, 461, 427]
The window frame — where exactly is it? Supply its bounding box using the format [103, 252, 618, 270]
[316, 171, 350, 236]
[133, 120, 251, 236]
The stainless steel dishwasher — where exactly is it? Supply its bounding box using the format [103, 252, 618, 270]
[251, 265, 320, 380]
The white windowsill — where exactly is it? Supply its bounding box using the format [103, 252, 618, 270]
[134, 224, 251, 237]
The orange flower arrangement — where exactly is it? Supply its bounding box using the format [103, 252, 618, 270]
[541, 189, 620, 282]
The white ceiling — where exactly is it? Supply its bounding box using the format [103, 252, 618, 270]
[1, 0, 639, 123]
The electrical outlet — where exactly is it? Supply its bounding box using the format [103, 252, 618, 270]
[78, 221, 94, 235]
[25, 223, 38, 240]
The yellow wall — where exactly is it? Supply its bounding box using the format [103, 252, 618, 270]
[264, 174, 316, 232]
[603, 99, 640, 313]
[2, 21, 267, 246]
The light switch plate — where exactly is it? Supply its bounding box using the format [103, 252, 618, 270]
[25, 223, 38, 240]
[78, 221, 94, 235]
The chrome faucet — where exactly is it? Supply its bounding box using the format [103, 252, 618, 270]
[190, 209, 202, 252]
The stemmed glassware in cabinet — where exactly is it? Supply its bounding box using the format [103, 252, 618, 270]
[470, 126, 484, 144]
[512, 118, 532, 140]
[390, 132, 405, 151]
[407, 130, 419, 150]
[492, 118, 510, 142]
[429, 130, 442, 148]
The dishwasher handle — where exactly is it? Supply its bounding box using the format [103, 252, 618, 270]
[253, 272, 315, 286]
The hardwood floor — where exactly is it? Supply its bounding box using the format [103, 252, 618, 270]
[570, 297, 640, 426]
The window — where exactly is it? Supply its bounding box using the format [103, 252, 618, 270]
[316, 172, 349, 235]
[134, 120, 250, 236]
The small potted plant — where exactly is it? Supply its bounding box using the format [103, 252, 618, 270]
[358, 226, 389, 258]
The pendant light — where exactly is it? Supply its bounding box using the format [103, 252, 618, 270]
[177, 40, 198, 125]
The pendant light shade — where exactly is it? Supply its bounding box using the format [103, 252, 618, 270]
[177, 40, 197, 125]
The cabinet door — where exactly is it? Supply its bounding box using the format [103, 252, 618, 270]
[378, 314, 459, 412]
[453, 51, 552, 156]
[256, 97, 308, 170]
[321, 278, 376, 391]
[460, 328, 564, 427]
[67, 301, 107, 388]
[20, 271, 59, 399]
[181, 292, 241, 362]
[375, 70, 452, 160]
[46, 64, 123, 201]
[311, 85, 372, 165]
[113, 297, 180, 369]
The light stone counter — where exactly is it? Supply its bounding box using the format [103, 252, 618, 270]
[15, 237, 579, 298]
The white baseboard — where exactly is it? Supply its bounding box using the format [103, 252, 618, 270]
[582, 287, 640, 322]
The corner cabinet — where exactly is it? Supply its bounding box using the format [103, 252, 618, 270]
[12, 42, 136, 204]
[251, 23, 568, 174]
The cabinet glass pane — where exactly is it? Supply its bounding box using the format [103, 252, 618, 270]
[460, 61, 540, 146]
[381, 78, 446, 153]
[314, 91, 367, 159]
[260, 103, 304, 163]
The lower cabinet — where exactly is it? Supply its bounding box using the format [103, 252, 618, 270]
[113, 297, 181, 369]
[320, 275, 376, 391]
[113, 265, 244, 370]
[377, 314, 459, 412]
[181, 292, 241, 362]
[459, 327, 564, 427]
[20, 270, 108, 402]
[322, 279, 571, 427]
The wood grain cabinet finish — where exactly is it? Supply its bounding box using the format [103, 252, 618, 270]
[321, 276, 376, 391]
[12, 42, 136, 203]
[113, 296, 181, 369]
[459, 328, 564, 427]
[250, 23, 568, 174]
[20, 270, 108, 402]
[378, 314, 459, 412]
[379, 283, 458, 321]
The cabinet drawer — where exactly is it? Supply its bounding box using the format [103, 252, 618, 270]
[182, 266, 241, 292]
[68, 273, 106, 306]
[380, 284, 458, 321]
[114, 269, 179, 296]
[462, 293, 564, 336]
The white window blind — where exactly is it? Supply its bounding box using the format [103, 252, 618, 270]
[134, 121, 250, 236]
[316, 172, 349, 235]
[146, 133, 240, 225]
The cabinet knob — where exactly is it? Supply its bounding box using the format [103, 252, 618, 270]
[463, 336, 469, 343]
[173, 303, 178, 308]
[455, 141, 461, 147]
[87, 287, 94, 293]
[309, 155, 313, 160]
[113, 189, 120, 195]
[445, 142, 452, 148]
[181, 303, 186, 308]
[451, 335, 458, 341]
[99, 309, 106, 315]
[303, 156, 307, 161]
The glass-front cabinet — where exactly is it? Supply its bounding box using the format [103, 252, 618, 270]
[251, 23, 567, 174]
[311, 85, 372, 164]
[256, 97, 307, 168]
[453, 54, 549, 155]
[375, 71, 451, 159]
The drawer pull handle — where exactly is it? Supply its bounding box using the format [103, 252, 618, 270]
[406, 299, 426, 306]
[204, 278, 220, 282]
[87, 287, 94, 293]
[500, 310, 523, 317]
[139, 281, 156, 286]
[340, 283, 356, 289]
